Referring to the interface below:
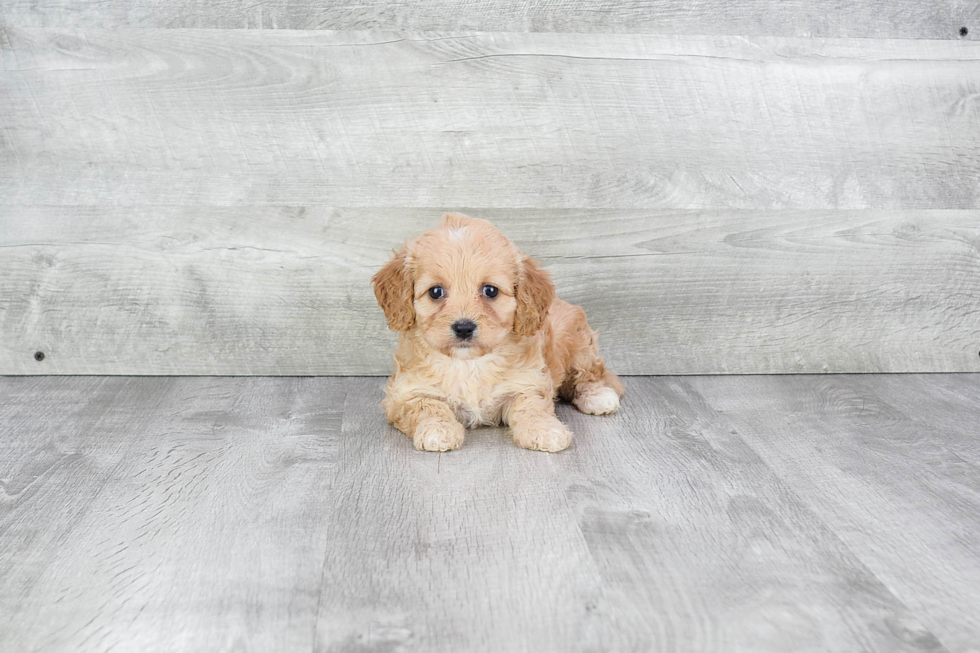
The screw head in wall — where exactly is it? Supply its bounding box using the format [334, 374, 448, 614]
[34, 351, 45, 362]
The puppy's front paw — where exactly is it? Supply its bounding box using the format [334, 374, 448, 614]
[574, 385, 620, 416]
[413, 417, 465, 452]
[512, 417, 572, 453]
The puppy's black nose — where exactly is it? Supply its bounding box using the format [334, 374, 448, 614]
[452, 319, 477, 340]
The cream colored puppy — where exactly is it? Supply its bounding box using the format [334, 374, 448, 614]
[372, 213, 623, 453]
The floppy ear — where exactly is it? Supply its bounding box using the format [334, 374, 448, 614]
[372, 250, 415, 331]
[514, 255, 555, 337]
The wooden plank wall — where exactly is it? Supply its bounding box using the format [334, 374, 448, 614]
[1, 3, 978, 375]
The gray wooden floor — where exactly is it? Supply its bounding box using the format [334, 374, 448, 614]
[2, 375, 978, 652]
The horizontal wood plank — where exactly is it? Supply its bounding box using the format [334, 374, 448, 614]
[2, 29, 979, 209]
[2, 206, 977, 375]
[314, 377, 609, 652]
[557, 377, 952, 652]
[689, 374, 980, 652]
[5, 375, 972, 651]
[0, 376, 347, 652]
[0, 0, 974, 39]
[311, 376, 948, 652]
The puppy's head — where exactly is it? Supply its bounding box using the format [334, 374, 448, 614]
[372, 213, 555, 358]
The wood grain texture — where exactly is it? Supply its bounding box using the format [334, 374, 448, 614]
[314, 377, 609, 652]
[0, 0, 975, 39]
[0, 376, 347, 653]
[552, 377, 948, 653]
[2, 206, 978, 375]
[689, 374, 980, 653]
[3, 28, 980, 209]
[6, 375, 976, 652]
[844, 374, 980, 465]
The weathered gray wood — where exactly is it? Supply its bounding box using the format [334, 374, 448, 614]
[2, 206, 978, 375]
[688, 374, 980, 653]
[0, 0, 973, 39]
[552, 377, 948, 653]
[844, 374, 980, 465]
[5, 375, 974, 652]
[313, 376, 949, 651]
[0, 376, 347, 653]
[2, 29, 979, 209]
[313, 377, 610, 652]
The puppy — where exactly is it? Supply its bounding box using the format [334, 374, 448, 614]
[372, 213, 624, 453]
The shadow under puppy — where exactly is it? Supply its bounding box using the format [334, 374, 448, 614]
[372, 213, 624, 452]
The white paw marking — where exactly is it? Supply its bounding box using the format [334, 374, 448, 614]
[574, 386, 620, 415]
[413, 418, 464, 452]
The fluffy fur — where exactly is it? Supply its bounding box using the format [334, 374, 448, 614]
[372, 213, 624, 453]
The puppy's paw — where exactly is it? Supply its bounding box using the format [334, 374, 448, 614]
[512, 417, 572, 453]
[413, 417, 465, 452]
[574, 384, 620, 416]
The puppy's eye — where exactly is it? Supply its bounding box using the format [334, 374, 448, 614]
[428, 286, 445, 300]
[481, 285, 499, 299]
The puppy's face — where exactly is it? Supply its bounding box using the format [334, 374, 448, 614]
[411, 220, 519, 358]
[373, 214, 555, 359]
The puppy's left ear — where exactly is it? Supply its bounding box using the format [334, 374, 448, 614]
[372, 250, 415, 331]
[514, 255, 555, 337]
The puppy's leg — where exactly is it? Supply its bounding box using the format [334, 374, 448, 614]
[383, 395, 465, 452]
[572, 373, 623, 416]
[553, 305, 625, 416]
[504, 393, 572, 453]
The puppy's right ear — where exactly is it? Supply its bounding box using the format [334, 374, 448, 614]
[372, 250, 415, 331]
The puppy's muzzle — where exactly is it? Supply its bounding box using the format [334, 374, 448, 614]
[451, 319, 477, 341]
